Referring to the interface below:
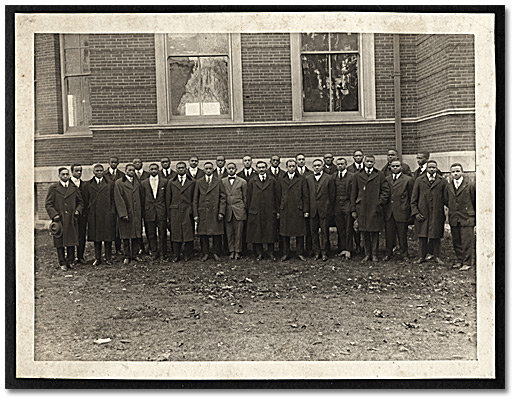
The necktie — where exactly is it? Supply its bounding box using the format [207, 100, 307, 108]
[261, 175, 265, 182]
[393, 174, 397, 182]
[206, 176, 210, 184]
[64, 183, 68, 188]
[179, 176, 184, 186]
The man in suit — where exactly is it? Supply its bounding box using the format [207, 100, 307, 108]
[413, 152, 429, 180]
[306, 159, 336, 261]
[381, 149, 413, 177]
[194, 162, 227, 261]
[87, 164, 115, 266]
[278, 159, 309, 261]
[221, 162, 248, 259]
[167, 162, 196, 262]
[214, 155, 228, 179]
[296, 153, 312, 177]
[237, 155, 256, 183]
[45, 167, 84, 270]
[267, 155, 285, 180]
[114, 164, 143, 264]
[296, 153, 313, 255]
[347, 149, 365, 174]
[334, 158, 354, 260]
[351, 155, 390, 262]
[187, 155, 205, 180]
[444, 163, 476, 271]
[104, 156, 124, 255]
[159, 157, 176, 181]
[411, 160, 447, 265]
[383, 160, 414, 261]
[133, 158, 150, 182]
[246, 161, 279, 261]
[323, 153, 338, 176]
[69, 164, 88, 264]
[141, 163, 168, 261]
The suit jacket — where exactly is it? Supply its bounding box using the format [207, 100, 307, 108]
[384, 173, 414, 223]
[140, 176, 168, 222]
[103, 168, 125, 183]
[135, 170, 150, 183]
[267, 167, 286, 181]
[324, 163, 338, 176]
[411, 174, 447, 238]
[166, 175, 195, 242]
[45, 182, 84, 248]
[187, 167, 205, 180]
[221, 176, 248, 222]
[306, 172, 336, 219]
[382, 162, 412, 177]
[347, 162, 364, 174]
[159, 168, 176, 181]
[296, 166, 312, 177]
[213, 167, 228, 179]
[193, 176, 226, 235]
[334, 171, 354, 214]
[444, 177, 476, 227]
[413, 166, 441, 180]
[278, 173, 309, 237]
[114, 177, 142, 239]
[246, 175, 279, 243]
[237, 168, 257, 183]
[87, 177, 115, 242]
[351, 169, 390, 232]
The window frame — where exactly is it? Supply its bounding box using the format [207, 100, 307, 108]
[59, 33, 92, 133]
[290, 32, 376, 122]
[155, 33, 243, 125]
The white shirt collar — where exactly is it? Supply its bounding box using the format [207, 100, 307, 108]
[339, 169, 347, 176]
[427, 173, 436, 181]
[393, 172, 402, 179]
[288, 172, 295, 178]
[126, 175, 133, 182]
[453, 176, 463, 187]
[70, 177, 80, 186]
[189, 167, 197, 174]
[150, 174, 158, 181]
[271, 167, 278, 174]
[95, 177, 103, 184]
[355, 162, 363, 169]
[59, 180, 69, 187]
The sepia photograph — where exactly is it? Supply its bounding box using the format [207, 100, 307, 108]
[9, 7, 501, 385]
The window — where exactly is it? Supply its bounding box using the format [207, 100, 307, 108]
[155, 33, 243, 124]
[291, 32, 375, 121]
[60, 34, 92, 131]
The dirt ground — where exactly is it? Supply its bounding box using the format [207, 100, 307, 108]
[34, 229, 477, 362]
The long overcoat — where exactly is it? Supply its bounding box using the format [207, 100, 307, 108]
[221, 176, 248, 222]
[278, 173, 309, 237]
[246, 176, 279, 243]
[384, 173, 414, 223]
[86, 177, 116, 242]
[411, 174, 447, 238]
[351, 169, 390, 232]
[114, 177, 142, 239]
[166, 176, 195, 242]
[444, 177, 476, 227]
[193, 176, 226, 236]
[45, 182, 84, 247]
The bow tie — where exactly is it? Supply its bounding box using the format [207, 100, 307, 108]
[228, 176, 236, 179]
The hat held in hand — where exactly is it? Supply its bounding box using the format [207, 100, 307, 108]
[49, 221, 63, 238]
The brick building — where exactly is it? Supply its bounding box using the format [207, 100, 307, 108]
[34, 32, 476, 223]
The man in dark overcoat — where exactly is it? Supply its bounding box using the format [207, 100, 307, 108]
[103, 156, 124, 255]
[70, 163, 89, 264]
[383, 160, 414, 261]
[246, 161, 279, 261]
[187, 156, 205, 180]
[114, 163, 143, 264]
[45, 167, 84, 270]
[444, 163, 476, 270]
[347, 149, 365, 253]
[133, 158, 150, 183]
[159, 157, 176, 181]
[167, 162, 196, 262]
[267, 155, 286, 180]
[411, 160, 447, 264]
[86, 164, 116, 266]
[351, 155, 390, 262]
[381, 149, 413, 177]
[193, 162, 227, 261]
[278, 159, 309, 261]
[141, 163, 169, 261]
[296, 153, 313, 255]
[306, 159, 336, 261]
[334, 158, 354, 260]
[237, 155, 256, 255]
[323, 153, 338, 176]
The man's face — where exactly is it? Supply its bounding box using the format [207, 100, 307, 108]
[216, 156, 226, 168]
[296, 155, 306, 167]
[427, 162, 438, 176]
[161, 159, 171, 169]
[149, 165, 159, 176]
[390, 161, 402, 174]
[93, 167, 104, 178]
[227, 164, 237, 176]
[387, 150, 398, 163]
[109, 158, 119, 169]
[451, 166, 463, 180]
[257, 163, 267, 175]
[242, 156, 252, 169]
[417, 153, 428, 167]
[286, 161, 296, 174]
[313, 161, 323, 174]
[126, 166, 135, 177]
[353, 152, 364, 164]
[189, 157, 199, 168]
[176, 164, 187, 176]
[365, 157, 375, 169]
[72, 166, 82, 179]
[324, 154, 334, 166]
[337, 160, 346, 171]
[270, 156, 281, 168]
[204, 164, 214, 176]
[59, 169, 70, 182]
[132, 159, 143, 170]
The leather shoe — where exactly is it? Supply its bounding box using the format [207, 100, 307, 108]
[382, 255, 391, 262]
[256, 255, 263, 261]
[201, 254, 209, 262]
[361, 256, 370, 263]
[134, 256, 143, 262]
[372, 256, 379, 262]
[76, 258, 87, 265]
[434, 257, 445, 265]
[297, 255, 306, 261]
[452, 262, 462, 269]
[229, 252, 235, 260]
[413, 258, 426, 264]
[172, 256, 179, 262]
[338, 250, 347, 257]
[281, 255, 288, 262]
[234, 253, 241, 260]
[184, 256, 190, 262]
[322, 254, 328, 261]
[425, 253, 434, 261]
[460, 265, 472, 271]
[345, 251, 351, 259]
[59, 265, 68, 271]
[105, 259, 113, 265]
[92, 259, 101, 266]
[123, 258, 130, 265]
[213, 254, 221, 261]
[314, 254, 321, 260]
[268, 253, 277, 261]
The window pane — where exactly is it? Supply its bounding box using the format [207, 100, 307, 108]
[66, 76, 90, 127]
[168, 34, 199, 55]
[200, 57, 229, 115]
[331, 33, 358, 51]
[63, 34, 79, 49]
[331, 54, 359, 112]
[301, 33, 329, 52]
[301, 54, 330, 112]
[169, 57, 200, 116]
[199, 34, 229, 54]
[64, 49, 81, 75]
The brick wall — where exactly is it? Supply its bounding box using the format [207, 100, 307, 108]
[89, 34, 157, 125]
[34, 34, 64, 135]
[400, 34, 418, 119]
[34, 137, 94, 166]
[241, 33, 292, 122]
[417, 114, 476, 152]
[374, 34, 394, 119]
